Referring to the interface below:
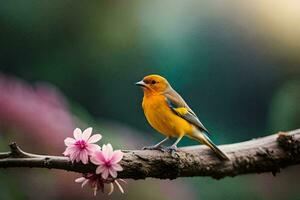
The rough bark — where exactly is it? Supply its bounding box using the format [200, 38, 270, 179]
[0, 129, 299, 180]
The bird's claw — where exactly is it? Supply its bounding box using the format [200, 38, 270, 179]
[163, 145, 178, 153]
[142, 145, 164, 151]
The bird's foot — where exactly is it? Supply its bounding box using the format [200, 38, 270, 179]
[142, 145, 164, 151]
[163, 145, 178, 153]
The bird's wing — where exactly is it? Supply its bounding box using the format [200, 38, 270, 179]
[164, 88, 209, 133]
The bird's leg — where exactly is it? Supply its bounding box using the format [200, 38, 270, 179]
[164, 136, 183, 153]
[142, 137, 169, 150]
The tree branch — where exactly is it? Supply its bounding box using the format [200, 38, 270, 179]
[0, 129, 299, 180]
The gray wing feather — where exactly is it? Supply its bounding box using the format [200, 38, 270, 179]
[164, 87, 209, 133]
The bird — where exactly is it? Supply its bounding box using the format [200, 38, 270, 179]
[135, 74, 229, 160]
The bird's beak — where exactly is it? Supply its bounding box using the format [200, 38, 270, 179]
[135, 80, 146, 87]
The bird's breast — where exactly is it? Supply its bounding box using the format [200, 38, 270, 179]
[142, 95, 193, 137]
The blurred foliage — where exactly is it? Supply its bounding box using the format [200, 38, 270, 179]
[0, 1, 300, 200]
[268, 80, 300, 132]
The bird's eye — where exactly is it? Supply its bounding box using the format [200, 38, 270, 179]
[151, 80, 157, 84]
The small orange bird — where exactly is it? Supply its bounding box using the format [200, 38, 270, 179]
[135, 74, 229, 160]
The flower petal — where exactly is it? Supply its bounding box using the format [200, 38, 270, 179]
[62, 149, 69, 156]
[118, 179, 127, 184]
[86, 144, 101, 154]
[101, 144, 107, 152]
[101, 168, 109, 179]
[69, 153, 76, 162]
[96, 165, 106, 174]
[112, 164, 123, 171]
[75, 154, 81, 162]
[82, 127, 93, 141]
[75, 177, 86, 183]
[70, 149, 81, 162]
[115, 180, 124, 194]
[80, 150, 89, 164]
[110, 150, 124, 164]
[90, 151, 105, 165]
[64, 137, 75, 146]
[73, 128, 82, 140]
[105, 143, 114, 160]
[88, 134, 102, 143]
[82, 179, 89, 188]
[90, 156, 101, 165]
[100, 145, 109, 161]
[63, 146, 76, 156]
[109, 168, 117, 178]
[108, 183, 114, 195]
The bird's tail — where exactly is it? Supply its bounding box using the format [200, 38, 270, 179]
[191, 131, 230, 161]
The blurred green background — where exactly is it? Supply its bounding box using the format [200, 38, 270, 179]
[0, 1, 300, 199]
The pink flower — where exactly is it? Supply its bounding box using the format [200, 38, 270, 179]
[63, 127, 102, 164]
[91, 143, 124, 179]
[75, 173, 126, 196]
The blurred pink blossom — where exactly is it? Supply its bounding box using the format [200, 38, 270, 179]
[75, 173, 126, 196]
[0, 73, 75, 153]
[91, 143, 123, 179]
[63, 127, 101, 164]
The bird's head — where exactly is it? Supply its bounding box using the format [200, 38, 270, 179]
[135, 74, 170, 94]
